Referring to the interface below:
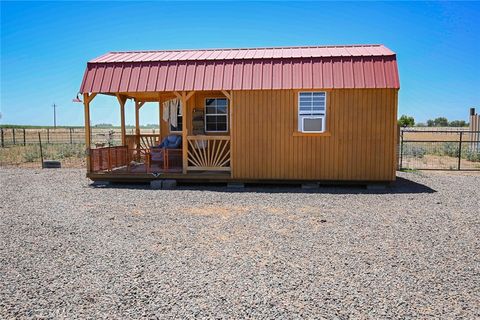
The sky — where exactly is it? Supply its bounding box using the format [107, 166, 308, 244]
[1, 1, 479, 126]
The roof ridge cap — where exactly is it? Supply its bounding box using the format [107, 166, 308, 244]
[107, 44, 386, 54]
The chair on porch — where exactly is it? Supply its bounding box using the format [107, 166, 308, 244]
[146, 134, 182, 172]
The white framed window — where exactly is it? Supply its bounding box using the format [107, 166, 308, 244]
[298, 91, 326, 133]
[170, 105, 183, 132]
[205, 98, 228, 132]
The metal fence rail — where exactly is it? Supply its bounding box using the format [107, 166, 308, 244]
[3, 127, 480, 171]
[399, 130, 480, 171]
[0, 128, 158, 147]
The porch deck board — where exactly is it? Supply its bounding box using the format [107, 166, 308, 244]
[88, 163, 232, 182]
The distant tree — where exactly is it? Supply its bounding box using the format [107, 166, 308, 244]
[416, 122, 426, 127]
[94, 123, 114, 128]
[143, 124, 159, 128]
[448, 120, 468, 127]
[398, 115, 415, 127]
[434, 117, 449, 127]
[426, 117, 449, 127]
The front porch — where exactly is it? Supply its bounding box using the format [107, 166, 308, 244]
[83, 90, 233, 181]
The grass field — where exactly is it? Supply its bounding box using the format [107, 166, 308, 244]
[0, 127, 159, 146]
[0, 144, 86, 168]
[402, 130, 473, 142]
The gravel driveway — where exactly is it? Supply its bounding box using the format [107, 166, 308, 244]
[1, 168, 479, 318]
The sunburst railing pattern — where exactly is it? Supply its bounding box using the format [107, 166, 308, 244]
[187, 136, 231, 171]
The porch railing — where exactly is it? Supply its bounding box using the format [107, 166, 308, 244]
[187, 136, 231, 171]
[125, 134, 160, 154]
[89, 146, 182, 173]
[90, 146, 129, 172]
[90, 135, 231, 173]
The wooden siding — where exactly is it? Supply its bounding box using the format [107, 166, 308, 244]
[231, 89, 398, 181]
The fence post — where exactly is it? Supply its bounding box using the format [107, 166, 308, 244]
[47, 128, 50, 144]
[12, 128, 16, 145]
[70, 128, 73, 144]
[38, 132, 44, 168]
[458, 131, 463, 170]
[23, 129, 26, 146]
[400, 129, 404, 170]
[0, 129, 4, 148]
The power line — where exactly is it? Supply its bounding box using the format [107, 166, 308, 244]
[52, 103, 58, 129]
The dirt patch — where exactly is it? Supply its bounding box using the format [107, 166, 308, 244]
[403, 154, 480, 170]
[186, 204, 251, 218]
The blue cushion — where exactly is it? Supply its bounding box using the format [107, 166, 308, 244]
[158, 135, 181, 149]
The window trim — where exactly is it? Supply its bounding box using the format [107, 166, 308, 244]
[204, 97, 229, 133]
[297, 91, 327, 133]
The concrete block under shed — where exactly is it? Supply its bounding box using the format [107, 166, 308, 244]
[162, 179, 177, 189]
[150, 180, 163, 190]
[301, 182, 319, 189]
[91, 180, 110, 187]
[151, 180, 177, 190]
[42, 160, 61, 168]
[227, 182, 245, 189]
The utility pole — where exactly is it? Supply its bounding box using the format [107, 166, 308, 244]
[52, 103, 57, 129]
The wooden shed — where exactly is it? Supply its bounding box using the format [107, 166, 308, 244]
[79, 44, 400, 183]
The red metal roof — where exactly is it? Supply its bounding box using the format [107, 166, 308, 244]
[80, 45, 399, 93]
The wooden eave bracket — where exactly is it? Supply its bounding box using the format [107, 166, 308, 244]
[174, 91, 194, 101]
[221, 90, 232, 100]
[115, 94, 127, 106]
[84, 93, 98, 104]
[135, 100, 146, 109]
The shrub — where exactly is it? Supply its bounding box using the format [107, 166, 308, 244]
[464, 149, 480, 162]
[23, 148, 40, 162]
[404, 145, 427, 158]
[442, 142, 459, 157]
[45, 144, 84, 159]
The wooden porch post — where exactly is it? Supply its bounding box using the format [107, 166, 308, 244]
[158, 94, 163, 142]
[116, 94, 127, 146]
[222, 90, 234, 177]
[229, 91, 234, 178]
[83, 93, 96, 173]
[174, 91, 194, 174]
[135, 99, 141, 148]
[134, 99, 145, 161]
[181, 92, 188, 174]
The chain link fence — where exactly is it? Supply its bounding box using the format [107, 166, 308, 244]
[399, 129, 480, 171]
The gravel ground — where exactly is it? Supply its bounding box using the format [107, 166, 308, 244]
[0, 168, 479, 319]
